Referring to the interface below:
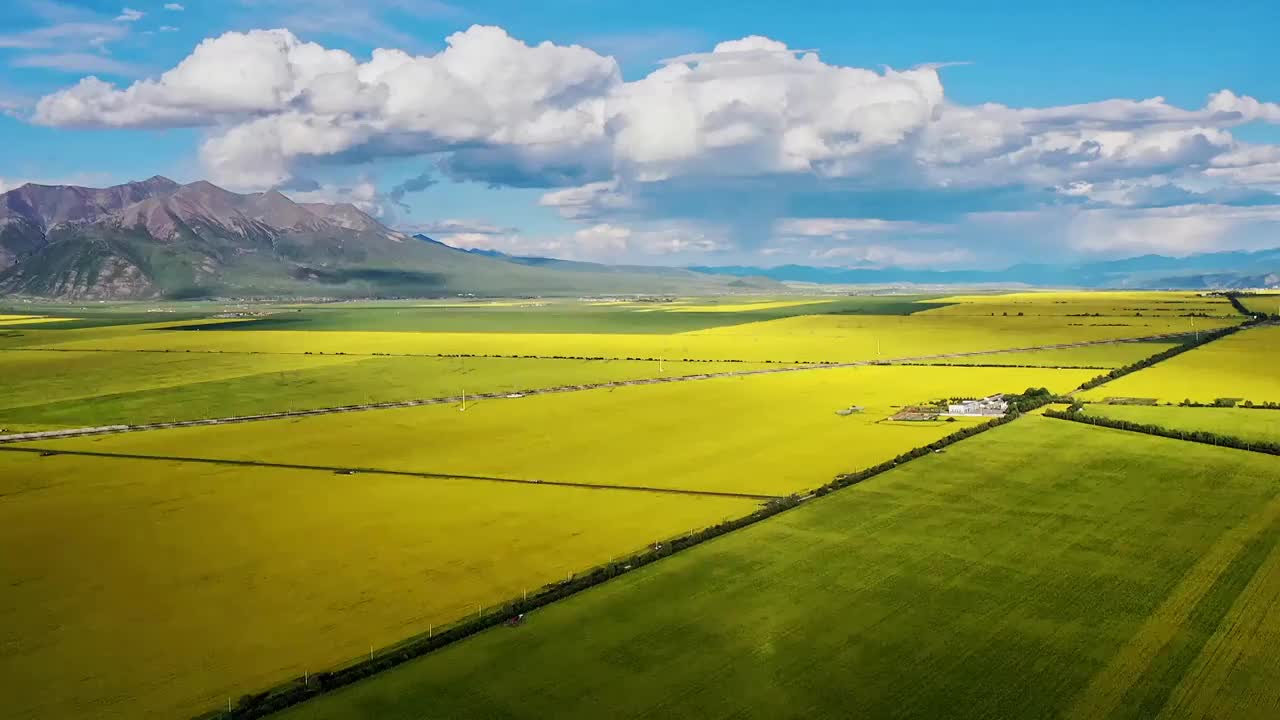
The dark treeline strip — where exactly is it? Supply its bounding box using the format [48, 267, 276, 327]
[199, 392, 1062, 720]
[0, 445, 779, 501]
[1044, 408, 1280, 456]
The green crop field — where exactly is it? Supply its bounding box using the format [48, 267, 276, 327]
[1080, 325, 1280, 404]
[277, 417, 1280, 720]
[0, 353, 790, 428]
[22, 365, 1092, 497]
[1082, 404, 1280, 444]
[0, 450, 756, 720]
[0, 290, 1271, 720]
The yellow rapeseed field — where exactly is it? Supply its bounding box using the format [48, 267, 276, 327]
[29, 313, 1232, 364]
[0, 451, 755, 720]
[0, 315, 78, 326]
[32, 365, 1096, 497]
[1079, 325, 1280, 403]
[924, 290, 1237, 318]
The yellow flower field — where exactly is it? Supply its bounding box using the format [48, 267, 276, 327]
[1080, 325, 1280, 403]
[0, 451, 755, 720]
[30, 365, 1097, 497]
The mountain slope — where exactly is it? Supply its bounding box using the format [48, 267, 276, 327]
[0, 179, 780, 299]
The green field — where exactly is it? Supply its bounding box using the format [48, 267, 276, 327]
[1082, 404, 1280, 444]
[0, 353, 790, 428]
[0, 451, 757, 720]
[1, 290, 1271, 720]
[278, 417, 1280, 720]
[23, 365, 1092, 497]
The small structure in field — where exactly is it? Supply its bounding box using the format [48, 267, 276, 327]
[944, 394, 1008, 417]
[890, 407, 941, 422]
[835, 405, 865, 416]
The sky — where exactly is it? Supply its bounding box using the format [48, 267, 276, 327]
[2, 0, 1279, 270]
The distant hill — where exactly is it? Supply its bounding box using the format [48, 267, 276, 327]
[691, 248, 1280, 290]
[0, 178, 779, 299]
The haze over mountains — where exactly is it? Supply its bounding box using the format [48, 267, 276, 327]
[692, 249, 1280, 290]
[1, 177, 1276, 300]
[0, 178, 775, 299]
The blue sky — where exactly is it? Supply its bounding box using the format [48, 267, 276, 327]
[3, 0, 1279, 268]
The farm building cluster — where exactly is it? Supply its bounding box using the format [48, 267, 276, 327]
[944, 395, 1008, 417]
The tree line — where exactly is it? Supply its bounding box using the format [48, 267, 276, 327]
[207, 389, 1062, 719]
[1043, 408, 1280, 456]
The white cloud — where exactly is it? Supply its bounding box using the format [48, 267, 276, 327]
[1066, 205, 1280, 257]
[114, 8, 144, 22]
[164, 3, 185, 10]
[12, 53, 142, 76]
[775, 218, 937, 238]
[809, 245, 975, 268]
[160, 26, 179, 33]
[0, 22, 127, 50]
[24, 25, 1280, 264]
[285, 179, 396, 219]
[424, 219, 725, 260]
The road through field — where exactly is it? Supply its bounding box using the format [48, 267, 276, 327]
[0, 331, 1194, 444]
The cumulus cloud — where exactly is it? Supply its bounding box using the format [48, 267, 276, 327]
[26, 25, 1280, 264]
[164, 3, 185, 10]
[114, 8, 144, 22]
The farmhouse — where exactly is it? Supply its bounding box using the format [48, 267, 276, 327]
[945, 395, 1008, 417]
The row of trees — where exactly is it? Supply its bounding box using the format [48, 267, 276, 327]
[1075, 323, 1249, 391]
[1044, 408, 1280, 455]
[212, 392, 1067, 719]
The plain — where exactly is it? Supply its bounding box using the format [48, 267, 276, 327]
[276, 417, 1280, 720]
[0, 451, 756, 720]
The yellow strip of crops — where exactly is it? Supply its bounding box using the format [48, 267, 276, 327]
[31, 315, 1232, 364]
[1064, 495, 1280, 720]
[1079, 325, 1280, 404]
[1157, 531, 1280, 719]
[0, 452, 755, 720]
[30, 365, 1097, 497]
[0, 316, 78, 326]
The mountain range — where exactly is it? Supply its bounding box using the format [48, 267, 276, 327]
[691, 249, 1280, 290]
[0, 178, 776, 299]
[3, 177, 1276, 299]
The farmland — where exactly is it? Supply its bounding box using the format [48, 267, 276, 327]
[1081, 404, 1280, 444]
[20, 365, 1093, 497]
[0, 290, 1272, 720]
[1079, 325, 1280, 404]
[0, 353, 789, 428]
[276, 417, 1280, 720]
[0, 450, 756, 720]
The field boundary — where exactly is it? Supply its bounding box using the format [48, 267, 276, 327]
[0, 331, 1205, 445]
[1043, 409, 1280, 456]
[196, 402, 1049, 719]
[1072, 320, 1261, 393]
[0, 327, 1204, 365]
[0, 445, 780, 501]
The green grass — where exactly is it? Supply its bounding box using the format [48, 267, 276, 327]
[277, 417, 1280, 720]
[1082, 404, 1280, 444]
[173, 296, 949, 335]
[0, 451, 756, 720]
[0, 354, 789, 428]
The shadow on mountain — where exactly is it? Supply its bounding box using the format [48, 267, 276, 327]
[291, 267, 449, 287]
